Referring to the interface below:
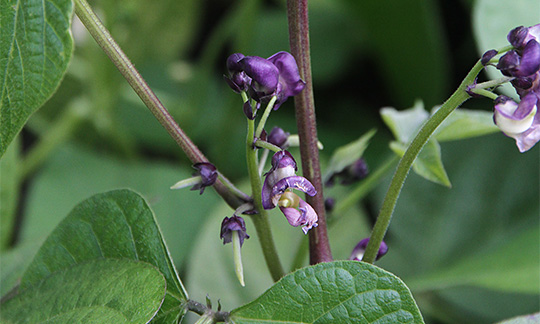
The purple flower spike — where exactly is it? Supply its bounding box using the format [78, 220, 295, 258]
[280, 199, 318, 234]
[267, 52, 306, 109]
[240, 56, 280, 98]
[350, 238, 388, 262]
[191, 162, 218, 194]
[494, 94, 540, 152]
[220, 216, 250, 246]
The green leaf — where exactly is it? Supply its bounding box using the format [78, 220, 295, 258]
[381, 101, 429, 144]
[434, 108, 499, 142]
[0, 135, 20, 250]
[1, 259, 166, 324]
[472, 0, 540, 99]
[21, 189, 187, 323]
[230, 261, 424, 324]
[390, 140, 451, 187]
[0, 0, 74, 158]
[406, 227, 540, 294]
[496, 313, 540, 324]
[323, 129, 376, 183]
[381, 101, 450, 187]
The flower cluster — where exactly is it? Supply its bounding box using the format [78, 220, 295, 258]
[225, 52, 306, 117]
[492, 24, 540, 152]
[262, 151, 318, 234]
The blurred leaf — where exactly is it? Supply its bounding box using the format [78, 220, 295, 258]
[472, 0, 540, 99]
[381, 101, 429, 144]
[0, 136, 19, 250]
[407, 227, 540, 294]
[375, 135, 539, 322]
[21, 189, 187, 323]
[382, 101, 450, 186]
[0, 0, 73, 157]
[342, 0, 449, 106]
[323, 129, 376, 183]
[496, 313, 540, 324]
[230, 261, 424, 323]
[0, 241, 40, 297]
[434, 108, 499, 142]
[1, 259, 166, 324]
[21, 144, 220, 267]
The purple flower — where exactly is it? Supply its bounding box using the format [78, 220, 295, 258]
[267, 126, 290, 149]
[262, 150, 318, 234]
[267, 52, 306, 109]
[220, 216, 250, 247]
[497, 40, 540, 78]
[350, 238, 388, 262]
[191, 162, 218, 194]
[494, 94, 539, 152]
[226, 51, 305, 110]
[507, 24, 540, 49]
[225, 53, 252, 93]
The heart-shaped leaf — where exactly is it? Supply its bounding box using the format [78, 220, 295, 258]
[20, 189, 187, 323]
[1, 259, 166, 323]
[0, 0, 74, 157]
[230, 260, 424, 323]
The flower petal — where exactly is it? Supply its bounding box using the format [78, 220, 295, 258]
[271, 176, 317, 206]
[279, 198, 318, 234]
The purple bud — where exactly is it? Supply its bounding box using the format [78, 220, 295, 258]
[508, 26, 529, 48]
[324, 197, 335, 212]
[498, 40, 540, 77]
[350, 238, 388, 261]
[191, 162, 218, 194]
[267, 52, 306, 109]
[481, 49, 498, 66]
[240, 56, 280, 98]
[267, 127, 290, 148]
[342, 158, 369, 184]
[220, 216, 249, 246]
[243, 101, 255, 120]
[225, 53, 251, 93]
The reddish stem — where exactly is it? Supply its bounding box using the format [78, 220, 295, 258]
[287, 0, 333, 263]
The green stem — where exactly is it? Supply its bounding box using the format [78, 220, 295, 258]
[330, 155, 399, 225]
[73, 0, 248, 210]
[362, 59, 485, 264]
[246, 119, 285, 281]
[21, 104, 87, 179]
[254, 140, 282, 152]
[255, 96, 277, 138]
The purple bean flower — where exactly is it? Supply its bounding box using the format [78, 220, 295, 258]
[350, 238, 388, 262]
[262, 150, 318, 234]
[267, 126, 290, 149]
[225, 51, 305, 110]
[493, 94, 539, 152]
[220, 216, 250, 247]
[191, 162, 218, 194]
[497, 40, 540, 78]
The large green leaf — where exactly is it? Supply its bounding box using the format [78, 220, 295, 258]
[0, 241, 39, 297]
[21, 189, 187, 323]
[1, 259, 166, 324]
[0, 0, 73, 157]
[230, 261, 424, 324]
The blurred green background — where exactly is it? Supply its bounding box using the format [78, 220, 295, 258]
[1, 0, 538, 323]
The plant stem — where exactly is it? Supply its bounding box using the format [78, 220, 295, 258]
[255, 96, 277, 138]
[362, 59, 485, 263]
[330, 155, 399, 225]
[246, 119, 285, 281]
[287, 0, 332, 264]
[73, 0, 248, 209]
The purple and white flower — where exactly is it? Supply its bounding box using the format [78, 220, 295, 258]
[349, 238, 388, 262]
[494, 94, 539, 152]
[262, 150, 318, 234]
